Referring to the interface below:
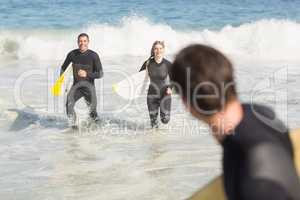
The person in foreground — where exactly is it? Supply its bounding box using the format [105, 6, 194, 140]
[139, 41, 172, 128]
[60, 33, 103, 129]
[170, 44, 300, 200]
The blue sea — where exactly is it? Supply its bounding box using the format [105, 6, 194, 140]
[2, 0, 300, 29]
[1, 1, 300, 200]
[1, 0, 300, 60]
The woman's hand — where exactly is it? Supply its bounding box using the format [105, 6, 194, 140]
[166, 87, 172, 95]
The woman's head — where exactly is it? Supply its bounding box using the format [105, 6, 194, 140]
[151, 41, 165, 59]
[170, 44, 237, 118]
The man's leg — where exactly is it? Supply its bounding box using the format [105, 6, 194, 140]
[66, 84, 83, 127]
[82, 83, 99, 122]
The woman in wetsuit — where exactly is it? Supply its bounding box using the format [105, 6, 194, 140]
[139, 41, 172, 128]
[170, 44, 300, 200]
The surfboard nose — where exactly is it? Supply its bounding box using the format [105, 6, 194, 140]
[112, 84, 119, 92]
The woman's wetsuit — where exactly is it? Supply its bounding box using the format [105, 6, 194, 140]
[140, 58, 172, 128]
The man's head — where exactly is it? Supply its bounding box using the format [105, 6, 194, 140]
[170, 44, 237, 118]
[77, 33, 89, 52]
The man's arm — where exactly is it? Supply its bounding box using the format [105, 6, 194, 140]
[88, 53, 103, 79]
[60, 52, 72, 76]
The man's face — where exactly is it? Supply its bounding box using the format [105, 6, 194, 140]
[78, 36, 89, 52]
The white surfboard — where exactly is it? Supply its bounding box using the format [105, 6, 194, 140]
[112, 71, 150, 100]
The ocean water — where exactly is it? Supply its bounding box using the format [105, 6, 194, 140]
[2, 0, 300, 29]
[1, 0, 300, 199]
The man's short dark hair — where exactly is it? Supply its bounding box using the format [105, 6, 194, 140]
[170, 44, 237, 115]
[77, 33, 89, 41]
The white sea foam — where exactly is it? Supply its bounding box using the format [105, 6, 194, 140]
[1, 16, 300, 62]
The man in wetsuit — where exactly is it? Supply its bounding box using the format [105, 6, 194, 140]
[60, 33, 103, 129]
[170, 44, 300, 200]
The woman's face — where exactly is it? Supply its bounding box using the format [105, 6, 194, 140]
[153, 44, 165, 59]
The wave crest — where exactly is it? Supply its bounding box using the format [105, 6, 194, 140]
[0, 17, 299, 61]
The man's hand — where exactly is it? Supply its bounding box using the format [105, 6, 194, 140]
[166, 87, 172, 95]
[78, 69, 87, 78]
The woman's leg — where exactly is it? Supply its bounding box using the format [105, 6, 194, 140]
[147, 86, 160, 128]
[160, 88, 171, 124]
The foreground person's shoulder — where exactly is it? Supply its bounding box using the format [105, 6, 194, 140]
[248, 103, 275, 119]
[246, 103, 288, 133]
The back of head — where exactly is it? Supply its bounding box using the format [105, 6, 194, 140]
[170, 44, 237, 116]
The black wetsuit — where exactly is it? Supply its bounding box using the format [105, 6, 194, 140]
[60, 49, 103, 123]
[222, 104, 300, 200]
[139, 58, 172, 127]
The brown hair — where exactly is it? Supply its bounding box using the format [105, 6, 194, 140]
[170, 44, 237, 115]
[77, 33, 89, 42]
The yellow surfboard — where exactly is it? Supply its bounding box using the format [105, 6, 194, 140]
[188, 129, 300, 200]
[51, 64, 71, 96]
